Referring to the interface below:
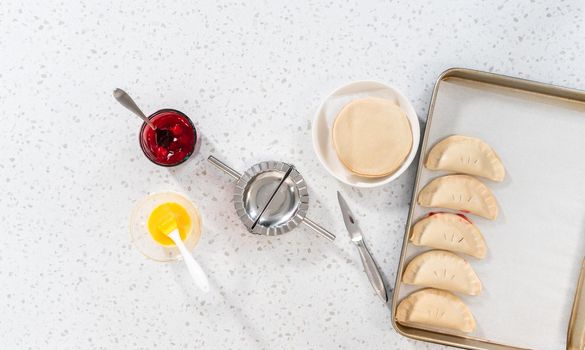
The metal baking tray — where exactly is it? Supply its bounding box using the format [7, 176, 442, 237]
[391, 68, 585, 350]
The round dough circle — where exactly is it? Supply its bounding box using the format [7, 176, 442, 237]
[332, 97, 413, 177]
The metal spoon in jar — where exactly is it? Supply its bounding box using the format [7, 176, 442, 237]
[113, 88, 173, 147]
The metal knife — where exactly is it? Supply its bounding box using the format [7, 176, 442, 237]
[337, 191, 388, 303]
[567, 257, 585, 350]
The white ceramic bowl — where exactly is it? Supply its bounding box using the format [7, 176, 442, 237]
[312, 80, 420, 188]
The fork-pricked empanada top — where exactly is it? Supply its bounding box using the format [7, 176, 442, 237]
[402, 250, 482, 296]
[411, 213, 487, 259]
[396, 288, 476, 333]
[418, 175, 498, 220]
[425, 135, 505, 182]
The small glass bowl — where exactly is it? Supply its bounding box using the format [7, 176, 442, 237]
[129, 192, 201, 262]
[139, 109, 198, 167]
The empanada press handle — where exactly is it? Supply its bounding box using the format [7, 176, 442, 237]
[303, 217, 336, 241]
[208, 155, 241, 180]
[567, 258, 585, 350]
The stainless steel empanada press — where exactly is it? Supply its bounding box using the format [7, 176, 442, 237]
[207, 156, 335, 241]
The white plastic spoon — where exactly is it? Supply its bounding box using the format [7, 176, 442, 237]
[166, 228, 210, 293]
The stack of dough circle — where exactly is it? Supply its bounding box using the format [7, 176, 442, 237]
[332, 97, 413, 178]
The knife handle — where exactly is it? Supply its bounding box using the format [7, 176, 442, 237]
[355, 241, 388, 303]
[568, 258, 585, 350]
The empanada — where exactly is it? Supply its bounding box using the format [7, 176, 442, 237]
[396, 288, 476, 333]
[418, 175, 498, 220]
[402, 250, 482, 295]
[425, 135, 505, 182]
[410, 213, 486, 259]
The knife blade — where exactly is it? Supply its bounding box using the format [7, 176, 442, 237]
[337, 191, 388, 302]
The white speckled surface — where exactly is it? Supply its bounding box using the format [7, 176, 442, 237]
[1, 1, 584, 349]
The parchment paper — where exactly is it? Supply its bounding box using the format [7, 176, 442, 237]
[398, 78, 585, 350]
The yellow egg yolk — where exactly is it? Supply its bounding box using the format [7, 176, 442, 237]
[147, 202, 191, 246]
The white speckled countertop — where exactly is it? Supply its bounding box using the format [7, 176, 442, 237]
[1, 1, 584, 349]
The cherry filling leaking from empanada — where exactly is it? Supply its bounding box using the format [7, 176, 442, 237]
[411, 212, 486, 259]
[418, 175, 498, 220]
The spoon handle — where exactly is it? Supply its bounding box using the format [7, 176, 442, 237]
[113, 88, 156, 130]
[169, 230, 210, 292]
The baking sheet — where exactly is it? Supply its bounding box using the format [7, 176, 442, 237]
[397, 77, 585, 349]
